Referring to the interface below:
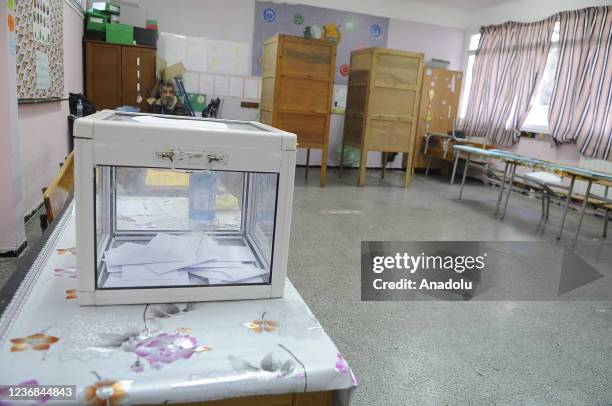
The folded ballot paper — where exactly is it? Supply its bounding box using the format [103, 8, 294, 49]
[102, 232, 266, 288]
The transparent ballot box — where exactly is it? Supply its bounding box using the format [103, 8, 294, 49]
[74, 111, 296, 305]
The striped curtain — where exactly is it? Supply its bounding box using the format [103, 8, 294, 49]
[548, 6, 612, 160]
[463, 18, 556, 146]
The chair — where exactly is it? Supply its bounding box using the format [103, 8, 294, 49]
[40, 152, 74, 232]
[522, 171, 565, 221]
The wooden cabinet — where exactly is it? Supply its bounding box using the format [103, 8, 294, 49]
[411, 68, 463, 171]
[84, 40, 156, 111]
[341, 48, 424, 187]
[260, 34, 336, 187]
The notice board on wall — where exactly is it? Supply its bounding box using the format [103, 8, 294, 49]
[252, 1, 389, 84]
[14, 0, 64, 101]
[157, 32, 261, 103]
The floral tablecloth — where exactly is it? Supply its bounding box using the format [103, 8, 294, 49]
[0, 204, 356, 405]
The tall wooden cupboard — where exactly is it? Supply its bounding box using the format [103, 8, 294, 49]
[84, 40, 156, 111]
[410, 68, 463, 171]
[340, 48, 424, 187]
[259, 34, 336, 187]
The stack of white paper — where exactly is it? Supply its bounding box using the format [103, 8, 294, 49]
[101, 232, 267, 288]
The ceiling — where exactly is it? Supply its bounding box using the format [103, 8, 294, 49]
[400, 0, 519, 11]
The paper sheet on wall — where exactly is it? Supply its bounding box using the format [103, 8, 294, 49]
[184, 37, 208, 71]
[35, 51, 50, 90]
[182, 71, 199, 93]
[332, 85, 347, 114]
[199, 73, 215, 94]
[213, 75, 229, 96]
[32, 0, 51, 44]
[243, 77, 260, 100]
[207, 40, 249, 76]
[158, 32, 188, 67]
[229, 77, 244, 98]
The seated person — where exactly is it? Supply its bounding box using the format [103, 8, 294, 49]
[152, 81, 187, 116]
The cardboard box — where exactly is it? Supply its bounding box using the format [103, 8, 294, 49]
[162, 63, 185, 81]
[106, 23, 133, 45]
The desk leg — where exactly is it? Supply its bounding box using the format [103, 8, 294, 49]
[357, 146, 368, 187]
[305, 149, 310, 180]
[382, 152, 387, 179]
[425, 155, 432, 176]
[557, 175, 575, 240]
[603, 186, 609, 238]
[494, 161, 509, 215]
[451, 154, 460, 184]
[572, 178, 592, 247]
[320, 145, 328, 187]
[458, 153, 471, 200]
[500, 163, 516, 220]
[339, 143, 345, 179]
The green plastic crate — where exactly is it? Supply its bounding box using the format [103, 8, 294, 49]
[86, 14, 107, 32]
[106, 23, 133, 45]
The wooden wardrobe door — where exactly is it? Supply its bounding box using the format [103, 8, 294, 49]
[121, 46, 156, 112]
[85, 41, 122, 110]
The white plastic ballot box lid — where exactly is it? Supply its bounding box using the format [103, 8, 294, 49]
[74, 110, 297, 151]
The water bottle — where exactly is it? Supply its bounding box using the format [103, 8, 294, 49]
[76, 99, 84, 118]
[188, 172, 217, 222]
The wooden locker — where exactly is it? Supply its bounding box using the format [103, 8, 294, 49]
[121, 46, 156, 112]
[341, 48, 424, 187]
[411, 68, 463, 171]
[85, 41, 122, 110]
[84, 40, 156, 111]
[260, 34, 336, 187]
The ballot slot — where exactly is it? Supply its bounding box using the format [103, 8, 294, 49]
[94, 165, 278, 289]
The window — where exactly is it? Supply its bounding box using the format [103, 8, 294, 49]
[458, 33, 481, 120]
[459, 23, 560, 133]
[521, 22, 560, 133]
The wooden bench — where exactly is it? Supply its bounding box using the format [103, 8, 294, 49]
[41, 152, 74, 231]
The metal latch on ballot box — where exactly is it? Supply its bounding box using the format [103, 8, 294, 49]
[155, 149, 228, 168]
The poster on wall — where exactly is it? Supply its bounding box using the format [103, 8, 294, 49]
[32, 0, 52, 44]
[15, 0, 64, 101]
[252, 1, 389, 84]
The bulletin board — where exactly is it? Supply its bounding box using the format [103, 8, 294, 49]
[252, 1, 389, 84]
[157, 32, 261, 108]
[14, 0, 64, 101]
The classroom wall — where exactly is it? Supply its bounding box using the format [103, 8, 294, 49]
[0, 0, 26, 252]
[17, 0, 83, 215]
[120, 0, 466, 168]
[387, 19, 465, 70]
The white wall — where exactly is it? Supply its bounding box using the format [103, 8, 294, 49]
[17, 0, 84, 215]
[0, 0, 26, 252]
[120, 0, 469, 29]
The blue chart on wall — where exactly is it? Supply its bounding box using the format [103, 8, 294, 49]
[252, 1, 389, 84]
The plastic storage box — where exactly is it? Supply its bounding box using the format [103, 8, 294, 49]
[86, 12, 107, 32]
[91, 2, 120, 14]
[134, 27, 157, 47]
[74, 111, 297, 305]
[106, 23, 133, 45]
